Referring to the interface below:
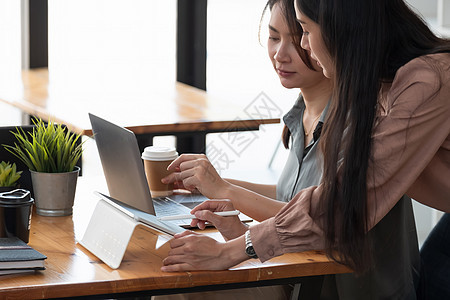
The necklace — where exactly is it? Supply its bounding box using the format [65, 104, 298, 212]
[303, 112, 322, 136]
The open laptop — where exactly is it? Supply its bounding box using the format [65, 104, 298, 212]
[89, 113, 251, 228]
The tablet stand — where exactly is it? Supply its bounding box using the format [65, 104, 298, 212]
[79, 198, 163, 269]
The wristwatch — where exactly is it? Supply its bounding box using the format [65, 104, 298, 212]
[244, 230, 258, 259]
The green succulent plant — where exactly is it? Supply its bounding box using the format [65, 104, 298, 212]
[0, 161, 22, 187]
[3, 119, 83, 173]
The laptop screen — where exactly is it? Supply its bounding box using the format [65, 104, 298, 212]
[89, 113, 156, 215]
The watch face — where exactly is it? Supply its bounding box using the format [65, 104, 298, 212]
[246, 245, 257, 258]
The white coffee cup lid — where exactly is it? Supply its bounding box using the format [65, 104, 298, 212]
[142, 146, 178, 161]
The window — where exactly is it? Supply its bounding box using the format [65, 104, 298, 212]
[206, 0, 295, 175]
[48, 0, 177, 92]
[207, 0, 298, 110]
[0, 1, 22, 125]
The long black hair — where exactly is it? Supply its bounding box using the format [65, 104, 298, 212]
[296, 0, 450, 273]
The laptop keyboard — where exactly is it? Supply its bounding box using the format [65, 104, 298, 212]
[153, 197, 190, 214]
[153, 197, 193, 227]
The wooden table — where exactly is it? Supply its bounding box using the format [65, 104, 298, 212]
[0, 176, 351, 299]
[0, 68, 280, 153]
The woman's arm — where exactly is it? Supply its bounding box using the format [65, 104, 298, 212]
[367, 55, 450, 215]
[162, 55, 450, 271]
[251, 54, 450, 262]
[162, 154, 284, 221]
[222, 183, 284, 221]
[225, 179, 277, 199]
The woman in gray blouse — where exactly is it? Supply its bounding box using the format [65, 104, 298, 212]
[156, 1, 329, 299]
[162, 0, 331, 222]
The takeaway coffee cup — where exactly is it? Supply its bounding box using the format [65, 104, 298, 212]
[142, 146, 178, 197]
[0, 189, 34, 243]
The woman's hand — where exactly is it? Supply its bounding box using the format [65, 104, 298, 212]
[161, 231, 247, 272]
[161, 154, 231, 199]
[190, 200, 248, 241]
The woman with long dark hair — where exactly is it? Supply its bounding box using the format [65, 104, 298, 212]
[162, 0, 449, 297]
[294, 0, 450, 297]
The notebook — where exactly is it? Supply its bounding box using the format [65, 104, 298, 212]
[0, 237, 46, 273]
[88, 113, 251, 228]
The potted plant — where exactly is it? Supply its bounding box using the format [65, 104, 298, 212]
[3, 119, 83, 216]
[0, 161, 22, 193]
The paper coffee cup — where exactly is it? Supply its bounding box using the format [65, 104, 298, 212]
[0, 189, 34, 243]
[141, 146, 178, 197]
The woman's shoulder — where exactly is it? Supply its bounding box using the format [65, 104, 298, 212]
[283, 94, 305, 130]
[389, 53, 450, 106]
[395, 53, 450, 83]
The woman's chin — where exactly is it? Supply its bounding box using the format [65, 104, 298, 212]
[280, 79, 299, 89]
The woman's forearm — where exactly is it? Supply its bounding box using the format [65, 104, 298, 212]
[225, 179, 277, 199]
[223, 235, 249, 266]
[221, 183, 285, 221]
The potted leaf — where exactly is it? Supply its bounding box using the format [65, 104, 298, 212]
[0, 161, 22, 193]
[3, 119, 83, 216]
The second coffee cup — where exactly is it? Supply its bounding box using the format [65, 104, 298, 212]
[141, 146, 178, 197]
